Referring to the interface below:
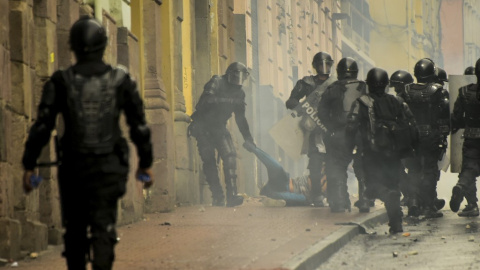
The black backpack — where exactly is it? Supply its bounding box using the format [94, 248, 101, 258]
[359, 95, 416, 157]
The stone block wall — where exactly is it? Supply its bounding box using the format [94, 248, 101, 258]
[0, 0, 164, 260]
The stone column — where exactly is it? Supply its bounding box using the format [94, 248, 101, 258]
[116, 27, 145, 224]
[142, 0, 175, 212]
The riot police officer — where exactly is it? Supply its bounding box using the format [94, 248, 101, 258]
[389, 70, 415, 206]
[436, 67, 448, 86]
[285, 52, 336, 207]
[22, 16, 153, 270]
[318, 57, 368, 212]
[400, 58, 450, 218]
[189, 62, 254, 207]
[449, 58, 480, 217]
[346, 68, 408, 233]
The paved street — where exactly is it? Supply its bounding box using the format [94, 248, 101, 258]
[9, 198, 380, 270]
[318, 210, 480, 270]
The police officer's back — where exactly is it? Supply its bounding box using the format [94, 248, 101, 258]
[450, 58, 480, 217]
[400, 58, 449, 218]
[346, 68, 409, 234]
[318, 57, 368, 212]
[22, 16, 153, 270]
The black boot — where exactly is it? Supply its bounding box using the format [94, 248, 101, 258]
[407, 198, 420, 217]
[388, 221, 404, 234]
[434, 198, 445, 211]
[450, 185, 464, 212]
[458, 204, 480, 217]
[354, 199, 370, 213]
[212, 194, 225, 206]
[423, 206, 443, 218]
[225, 174, 244, 208]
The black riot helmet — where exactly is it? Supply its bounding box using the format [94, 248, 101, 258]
[366, 68, 389, 94]
[464, 66, 475, 75]
[414, 58, 436, 83]
[435, 67, 448, 85]
[312, 52, 334, 75]
[225, 62, 249, 86]
[69, 16, 108, 58]
[389, 70, 414, 94]
[336, 57, 358, 80]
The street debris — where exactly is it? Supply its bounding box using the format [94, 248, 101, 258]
[305, 228, 311, 232]
[30, 252, 38, 259]
[466, 224, 471, 229]
[199, 206, 205, 212]
[392, 237, 397, 240]
[11, 261, 18, 267]
[402, 232, 411, 237]
[160, 222, 171, 226]
[441, 236, 446, 240]
[407, 250, 418, 255]
[468, 236, 475, 242]
[392, 252, 399, 257]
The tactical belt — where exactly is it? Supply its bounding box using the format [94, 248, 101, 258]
[465, 128, 480, 139]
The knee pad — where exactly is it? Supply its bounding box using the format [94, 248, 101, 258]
[224, 154, 237, 172]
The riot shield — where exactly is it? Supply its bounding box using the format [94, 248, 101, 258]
[269, 76, 336, 160]
[449, 75, 477, 173]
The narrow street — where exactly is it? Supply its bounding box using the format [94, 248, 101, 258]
[318, 210, 480, 270]
[10, 198, 381, 270]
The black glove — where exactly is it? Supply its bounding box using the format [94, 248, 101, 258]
[286, 98, 299, 110]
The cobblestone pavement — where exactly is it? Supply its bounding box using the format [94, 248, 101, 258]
[10, 198, 381, 270]
[318, 210, 480, 270]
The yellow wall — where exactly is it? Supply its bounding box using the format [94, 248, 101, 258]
[210, 0, 220, 75]
[160, 1, 175, 111]
[130, 0, 144, 96]
[369, 0, 442, 75]
[182, 0, 193, 115]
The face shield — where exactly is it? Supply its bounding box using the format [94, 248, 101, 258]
[227, 70, 249, 86]
[314, 60, 334, 75]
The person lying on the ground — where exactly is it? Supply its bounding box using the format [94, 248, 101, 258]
[243, 141, 326, 206]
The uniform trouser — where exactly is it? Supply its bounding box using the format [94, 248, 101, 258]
[58, 172, 126, 270]
[194, 127, 237, 199]
[307, 141, 326, 200]
[252, 145, 308, 205]
[404, 146, 441, 209]
[398, 161, 411, 199]
[363, 151, 402, 225]
[324, 131, 352, 208]
[457, 139, 480, 204]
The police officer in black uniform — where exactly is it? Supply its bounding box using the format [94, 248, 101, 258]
[318, 57, 368, 212]
[286, 52, 335, 207]
[22, 16, 153, 270]
[449, 58, 480, 217]
[346, 68, 406, 233]
[189, 62, 253, 207]
[389, 70, 415, 206]
[399, 58, 450, 218]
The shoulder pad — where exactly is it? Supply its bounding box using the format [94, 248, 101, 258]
[359, 95, 374, 108]
[430, 83, 443, 92]
[301, 76, 316, 87]
[203, 75, 223, 94]
[112, 65, 128, 86]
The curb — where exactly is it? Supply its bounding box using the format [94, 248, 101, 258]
[282, 209, 388, 270]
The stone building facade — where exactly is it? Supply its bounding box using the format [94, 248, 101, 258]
[0, 0, 176, 260]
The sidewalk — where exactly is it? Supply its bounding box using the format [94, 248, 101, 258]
[319, 209, 480, 270]
[10, 198, 385, 270]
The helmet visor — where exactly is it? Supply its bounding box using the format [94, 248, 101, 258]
[228, 70, 249, 85]
[315, 60, 334, 75]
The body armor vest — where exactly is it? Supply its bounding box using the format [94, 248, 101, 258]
[460, 84, 480, 132]
[343, 80, 366, 113]
[62, 67, 126, 154]
[403, 83, 442, 130]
